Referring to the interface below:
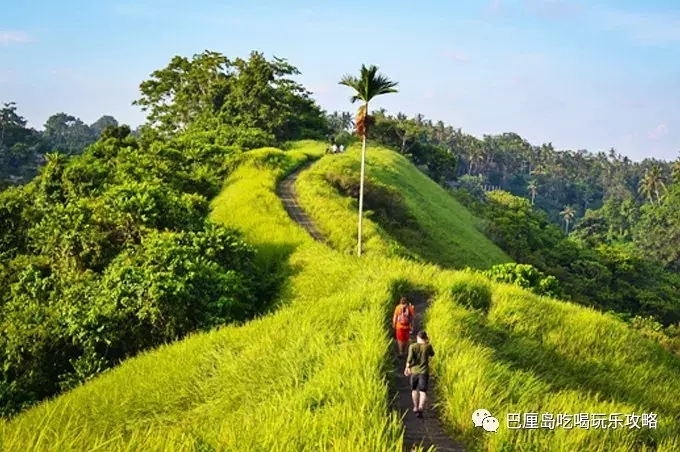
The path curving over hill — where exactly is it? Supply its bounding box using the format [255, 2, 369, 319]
[277, 161, 327, 243]
[277, 159, 465, 452]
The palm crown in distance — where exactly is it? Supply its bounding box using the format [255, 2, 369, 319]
[338, 65, 398, 256]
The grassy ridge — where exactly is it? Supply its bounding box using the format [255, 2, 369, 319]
[4, 141, 680, 451]
[0, 143, 410, 451]
[295, 144, 510, 269]
[426, 274, 680, 451]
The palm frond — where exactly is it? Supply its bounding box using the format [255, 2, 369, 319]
[338, 75, 363, 103]
[338, 64, 398, 105]
[338, 75, 359, 87]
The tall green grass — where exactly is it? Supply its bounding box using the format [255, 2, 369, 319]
[4, 140, 680, 451]
[295, 144, 510, 269]
[0, 145, 410, 451]
[426, 273, 680, 451]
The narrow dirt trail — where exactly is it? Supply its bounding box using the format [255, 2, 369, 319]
[277, 161, 327, 243]
[393, 294, 465, 452]
[277, 159, 465, 452]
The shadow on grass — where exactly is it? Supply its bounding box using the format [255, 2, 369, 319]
[251, 241, 305, 315]
[459, 311, 678, 449]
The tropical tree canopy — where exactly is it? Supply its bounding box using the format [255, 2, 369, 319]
[338, 64, 398, 137]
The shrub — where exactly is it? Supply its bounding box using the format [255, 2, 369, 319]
[0, 222, 263, 416]
[80, 222, 260, 359]
[483, 262, 563, 298]
[102, 182, 209, 232]
[0, 186, 34, 260]
[456, 175, 486, 201]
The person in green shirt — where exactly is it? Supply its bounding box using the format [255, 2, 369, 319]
[404, 330, 435, 418]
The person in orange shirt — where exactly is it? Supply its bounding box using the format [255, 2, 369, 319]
[393, 296, 415, 357]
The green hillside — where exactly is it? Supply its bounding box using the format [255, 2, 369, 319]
[295, 143, 510, 268]
[3, 141, 679, 451]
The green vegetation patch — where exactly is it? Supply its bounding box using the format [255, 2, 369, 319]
[296, 145, 511, 269]
[428, 276, 680, 451]
[6, 142, 680, 452]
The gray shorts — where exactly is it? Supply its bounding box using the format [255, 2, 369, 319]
[409, 373, 429, 392]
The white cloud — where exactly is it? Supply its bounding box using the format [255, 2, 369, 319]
[0, 31, 33, 45]
[648, 123, 668, 140]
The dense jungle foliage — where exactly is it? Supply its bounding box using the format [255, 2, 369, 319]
[2, 47, 680, 418]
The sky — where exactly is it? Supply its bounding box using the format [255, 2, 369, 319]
[1, 0, 680, 161]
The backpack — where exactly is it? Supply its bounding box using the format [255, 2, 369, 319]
[397, 305, 412, 326]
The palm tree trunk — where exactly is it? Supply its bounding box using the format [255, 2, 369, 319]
[358, 130, 367, 256]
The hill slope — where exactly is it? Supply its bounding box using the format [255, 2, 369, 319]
[3, 141, 680, 451]
[295, 144, 510, 268]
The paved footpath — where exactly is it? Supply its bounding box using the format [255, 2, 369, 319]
[277, 160, 466, 452]
[392, 293, 466, 452]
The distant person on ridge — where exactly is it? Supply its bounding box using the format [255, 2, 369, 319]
[332, 143, 338, 153]
[404, 330, 435, 418]
[392, 296, 415, 357]
[339, 144, 345, 153]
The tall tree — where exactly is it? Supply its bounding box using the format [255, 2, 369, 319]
[341, 111, 354, 131]
[43, 113, 96, 155]
[468, 143, 485, 175]
[339, 64, 398, 256]
[0, 102, 29, 147]
[134, 50, 327, 144]
[671, 158, 680, 185]
[90, 115, 119, 136]
[134, 50, 232, 135]
[560, 206, 576, 234]
[634, 184, 680, 271]
[638, 165, 666, 205]
[528, 180, 538, 205]
[394, 116, 424, 155]
[0, 102, 47, 181]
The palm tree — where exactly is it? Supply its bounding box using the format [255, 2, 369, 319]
[468, 144, 485, 175]
[530, 164, 547, 177]
[340, 111, 354, 131]
[527, 180, 538, 205]
[672, 158, 680, 185]
[638, 165, 666, 205]
[560, 206, 576, 235]
[435, 120, 446, 142]
[339, 64, 398, 256]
